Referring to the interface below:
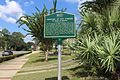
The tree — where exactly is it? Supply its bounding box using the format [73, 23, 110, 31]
[12, 32, 24, 39]
[1, 28, 10, 35]
[0, 37, 5, 50]
[17, 0, 63, 61]
[26, 42, 35, 50]
[0, 28, 10, 50]
[0, 28, 27, 51]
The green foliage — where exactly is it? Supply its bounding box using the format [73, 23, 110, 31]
[96, 32, 120, 72]
[76, 34, 98, 65]
[76, 31, 120, 79]
[39, 42, 53, 51]
[12, 32, 25, 39]
[16, 0, 66, 48]
[0, 28, 29, 51]
[16, 0, 58, 50]
[81, 0, 117, 14]
[1, 28, 10, 35]
[79, 0, 120, 36]
[0, 52, 31, 63]
[16, 0, 67, 61]
[77, 0, 120, 79]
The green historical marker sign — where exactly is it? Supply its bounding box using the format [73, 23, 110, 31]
[44, 12, 75, 38]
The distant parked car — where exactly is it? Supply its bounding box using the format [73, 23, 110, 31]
[2, 50, 13, 56]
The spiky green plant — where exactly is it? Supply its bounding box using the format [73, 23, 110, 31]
[96, 32, 120, 72]
[76, 34, 98, 65]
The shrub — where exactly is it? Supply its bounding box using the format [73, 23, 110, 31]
[76, 32, 120, 79]
[0, 51, 31, 63]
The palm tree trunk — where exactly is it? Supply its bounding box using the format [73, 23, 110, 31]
[5, 41, 7, 50]
[45, 43, 50, 61]
[45, 49, 49, 61]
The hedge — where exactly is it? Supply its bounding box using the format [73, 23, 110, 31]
[0, 51, 31, 63]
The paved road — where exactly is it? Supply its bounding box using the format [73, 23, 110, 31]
[0, 51, 30, 57]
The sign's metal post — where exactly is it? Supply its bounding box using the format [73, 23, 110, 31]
[57, 38, 62, 80]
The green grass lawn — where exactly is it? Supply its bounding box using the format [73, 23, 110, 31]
[12, 51, 80, 80]
[22, 51, 74, 68]
[12, 51, 103, 80]
[12, 70, 86, 80]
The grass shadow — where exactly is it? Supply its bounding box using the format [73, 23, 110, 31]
[45, 76, 70, 80]
[68, 65, 108, 80]
[31, 57, 58, 63]
[68, 65, 92, 78]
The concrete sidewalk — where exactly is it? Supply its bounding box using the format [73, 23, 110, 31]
[0, 51, 40, 80]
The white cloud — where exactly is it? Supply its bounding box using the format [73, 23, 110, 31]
[24, 1, 34, 6]
[65, 0, 80, 3]
[65, 0, 92, 3]
[0, 26, 2, 31]
[64, 0, 93, 7]
[0, 13, 16, 23]
[0, 0, 24, 24]
[24, 35, 34, 43]
[7, 17, 17, 24]
[64, 0, 93, 11]
[0, 14, 17, 23]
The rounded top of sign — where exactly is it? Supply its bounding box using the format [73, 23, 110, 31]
[45, 12, 74, 17]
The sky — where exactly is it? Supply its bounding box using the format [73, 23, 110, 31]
[0, 0, 92, 42]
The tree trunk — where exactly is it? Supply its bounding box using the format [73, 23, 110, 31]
[45, 49, 49, 61]
[44, 40, 51, 62]
[5, 41, 7, 50]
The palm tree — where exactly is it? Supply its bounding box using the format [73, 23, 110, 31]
[17, 6, 52, 61]
[17, 0, 61, 61]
